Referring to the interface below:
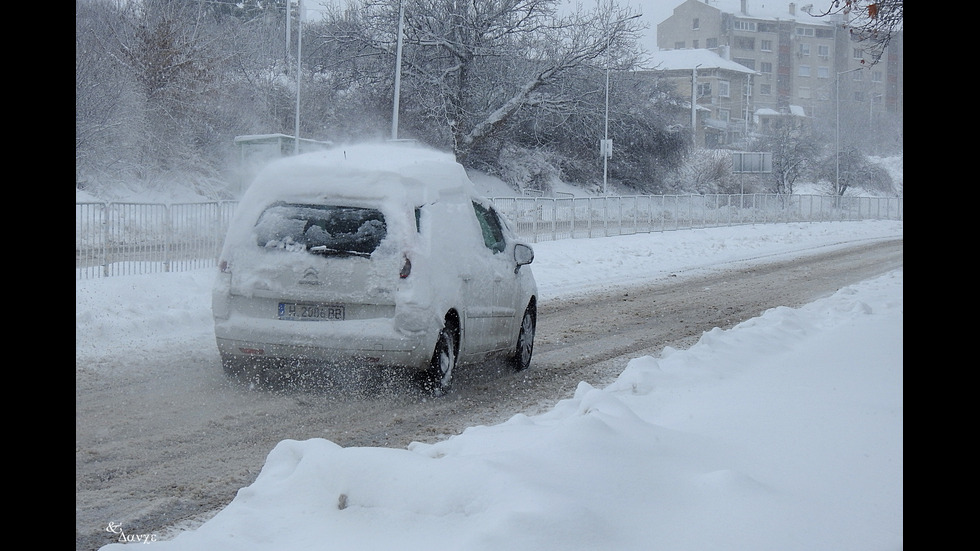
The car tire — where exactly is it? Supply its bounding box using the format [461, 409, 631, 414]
[420, 321, 458, 396]
[510, 302, 535, 372]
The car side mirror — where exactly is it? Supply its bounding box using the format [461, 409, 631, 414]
[514, 243, 534, 273]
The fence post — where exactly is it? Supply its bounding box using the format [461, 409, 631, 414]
[163, 204, 172, 273]
[100, 202, 109, 277]
[587, 197, 593, 238]
[647, 196, 653, 232]
[602, 196, 607, 237]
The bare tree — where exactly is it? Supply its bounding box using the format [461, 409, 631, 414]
[667, 149, 735, 195]
[752, 120, 818, 195]
[812, 0, 903, 66]
[77, 0, 135, 186]
[313, 0, 646, 165]
[812, 146, 893, 196]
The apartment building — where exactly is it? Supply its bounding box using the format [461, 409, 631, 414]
[655, 0, 902, 146]
[641, 49, 757, 148]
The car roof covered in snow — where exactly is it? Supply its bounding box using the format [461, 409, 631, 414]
[243, 142, 479, 209]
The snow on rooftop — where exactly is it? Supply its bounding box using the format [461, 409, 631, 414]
[643, 48, 757, 73]
[695, 0, 830, 23]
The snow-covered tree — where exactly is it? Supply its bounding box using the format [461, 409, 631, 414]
[751, 119, 818, 195]
[311, 0, 646, 167]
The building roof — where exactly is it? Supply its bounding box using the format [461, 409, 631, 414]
[686, 0, 833, 25]
[755, 105, 807, 117]
[642, 48, 757, 74]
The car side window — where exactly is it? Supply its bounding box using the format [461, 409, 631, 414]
[471, 202, 506, 254]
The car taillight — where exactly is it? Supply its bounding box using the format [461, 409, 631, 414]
[399, 256, 412, 278]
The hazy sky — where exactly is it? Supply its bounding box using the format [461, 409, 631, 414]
[302, 0, 675, 57]
[559, 0, 674, 55]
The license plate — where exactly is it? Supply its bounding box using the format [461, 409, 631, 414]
[278, 302, 345, 321]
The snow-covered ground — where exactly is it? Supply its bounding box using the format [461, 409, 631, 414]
[75, 153, 904, 203]
[82, 219, 903, 550]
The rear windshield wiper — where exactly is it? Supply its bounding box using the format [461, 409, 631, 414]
[308, 246, 371, 258]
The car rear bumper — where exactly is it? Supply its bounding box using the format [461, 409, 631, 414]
[214, 316, 432, 369]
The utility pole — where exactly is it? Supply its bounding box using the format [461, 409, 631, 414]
[599, 13, 639, 194]
[391, 0, 405, 140]
[691, 65, 700, 148]
[294, 0, 304, 154]
[285, 1, 291, 72]
[603, 66, 609, 194]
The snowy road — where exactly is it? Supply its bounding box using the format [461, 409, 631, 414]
[75, 235, 901, 551]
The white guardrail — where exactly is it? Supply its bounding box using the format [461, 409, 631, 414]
[76, 194, 903, 280]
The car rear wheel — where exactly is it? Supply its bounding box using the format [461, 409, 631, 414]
[510, 302, 535, 372]
[420, 321, 458, 396]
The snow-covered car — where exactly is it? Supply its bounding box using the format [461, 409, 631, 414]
[211, 143, 537, 394]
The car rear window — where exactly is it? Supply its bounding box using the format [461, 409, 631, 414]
[253, 202, 387, 257]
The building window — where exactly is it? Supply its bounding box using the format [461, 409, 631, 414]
[692, 17, 699, 30]
[693, 40, 699, 48]
[818, 44, 830, 58]
[817, 66, 829, 78]
[798, 65, 810, 77]
[734, 20, 757, 31]
[795, 27, 814, 37]
[706, 37, 718, 49]
[734, 57, 755, 70]
[799, 87, 811, 99]
[674, 41, 686, 49]
[734, 36, 755, 50]
[852, 48, 864, 59]
[697, 82, 712, 98]
[761, 39, 773, 52]
[719, 80, 731, 98]
[872, 71, 883, 83]
[760, 83, 772, 96]
[760, 61, 772, 74]
[799, 43, 810, 56]
[718, 109, 730, 122]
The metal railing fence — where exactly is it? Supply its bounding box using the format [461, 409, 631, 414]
[76, 201, 238, 279]
[76, 194, 902, 280]
[489, 193, 903, 242]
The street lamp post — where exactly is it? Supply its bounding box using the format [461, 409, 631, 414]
[600, 13, 641, 195]
[603, 66, 609, 194]
[835, 67, 863, 193]
[391, 0, 405, 140]
[294, 0, 304, 154]
[692, 64, 700, 149]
